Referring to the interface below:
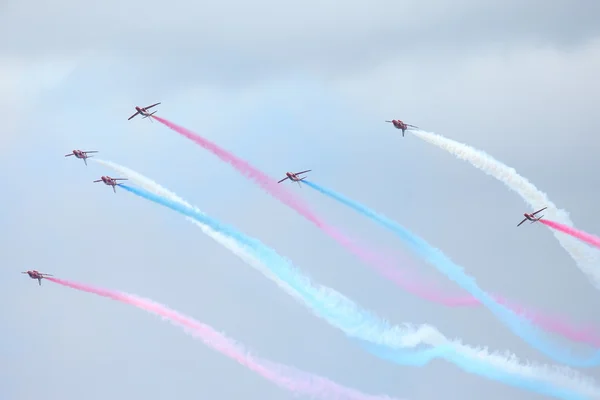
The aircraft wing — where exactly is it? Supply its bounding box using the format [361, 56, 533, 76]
[144, 102, 161, 110]
[93, 180, 102, 182]
[277, 176, 289, 183]
[84, 151, 99, 154]
[295, 170, 311, 175]
[517, 218, 527, 227]
[113, 178, 128, 181]
[406, 124, 419, 128]
[64, 154, 74, 157]
[531, 207, 548, 216]
[128, 111, 140, 120]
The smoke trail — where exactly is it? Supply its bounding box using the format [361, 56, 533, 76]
[150, 116, 422, 289]
[540, 220, 600, 250]
[92, 159, 600, 348]
[91, 158, 305, 304]
[300, 180, 600, 347]
[410, 130, 600, 289]
[46, 277, 396, 400]
[108, 179, 597, 399]
[90, 160, 468, 307]
[301, 179, 600, 368]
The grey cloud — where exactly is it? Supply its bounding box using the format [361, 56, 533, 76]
[0, 57, 82, 151]
[2, 0, 599, 85]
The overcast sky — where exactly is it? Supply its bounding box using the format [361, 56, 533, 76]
[2, 1, 600, 399]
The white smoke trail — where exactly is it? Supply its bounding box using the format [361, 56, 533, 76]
[91, 159, 305, 305]
[92, 158, 600, 399]
[411, 130, 600, 289]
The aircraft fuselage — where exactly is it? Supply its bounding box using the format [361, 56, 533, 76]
[135, 106, 151, 116]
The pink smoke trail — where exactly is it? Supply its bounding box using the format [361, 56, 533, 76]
[392, 275, 600, 346]
[540, 219, 600, 250]
[47, 277, 397, 400]
[152, 116, 417, 286]
[151, 116, 600, 346]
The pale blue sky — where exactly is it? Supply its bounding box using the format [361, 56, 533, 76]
[2, 1, 600, 399]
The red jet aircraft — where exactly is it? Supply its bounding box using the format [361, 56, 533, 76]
[64, 149, 98, 166]
[385, 119, 419, 136]
[127, 103, 160, 121]
[128, 102, 161, 121]
[277, 170, 311, 187]
[93, 176, 128, 193]
[22, 270, 53, 286]
[517, 207, 548, 227]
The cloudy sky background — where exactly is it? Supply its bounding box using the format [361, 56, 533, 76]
[2, 1, 600, 399]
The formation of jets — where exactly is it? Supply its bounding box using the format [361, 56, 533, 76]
[24, 106, 547, 285]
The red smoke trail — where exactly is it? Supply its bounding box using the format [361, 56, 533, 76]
[46, 277, 396, 400]
[152, 116, 409, 280]
[540, 219, 600, 249]
[388, 277, 600, 346]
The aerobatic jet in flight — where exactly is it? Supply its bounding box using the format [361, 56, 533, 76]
[517, 207, 548, 227]
[385, 119, 419, 136]
[277, 170, 311, 187]
[128, 102, 161, 121]
[93, 176, 128, 193]
[22, 270, 53, 286]
[64, 149, 98, 166]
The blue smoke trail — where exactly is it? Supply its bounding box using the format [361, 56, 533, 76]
[117, 183, 591, 399]
[302, 179, 599, 368]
